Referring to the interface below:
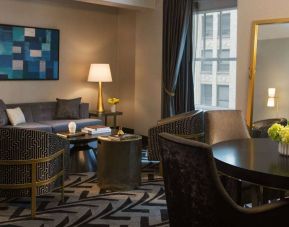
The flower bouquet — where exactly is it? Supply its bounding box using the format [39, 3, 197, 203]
[268, 123, 289, 155]
[107, 97, 120, 112]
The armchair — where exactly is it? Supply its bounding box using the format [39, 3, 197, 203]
[0, 128, 69, 218]
[148, 110, 204, 161]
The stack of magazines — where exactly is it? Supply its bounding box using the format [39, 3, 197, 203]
[81, 125, 111, 135]
[100, 134, 140, 141]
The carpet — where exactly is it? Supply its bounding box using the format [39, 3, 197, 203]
[0, 163, 169, 227]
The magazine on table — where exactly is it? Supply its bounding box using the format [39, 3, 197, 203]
[81, 125, 111, 134]
[56, 131, 86, 138]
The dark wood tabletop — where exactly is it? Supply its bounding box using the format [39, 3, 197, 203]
[212, 138, 289, 190]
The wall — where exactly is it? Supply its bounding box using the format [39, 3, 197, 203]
[0, 0, 118, 111]
[116, 10, 136, 129]
[134, 0, 163, 135]
[237, 0, 289, 116]
[253, 38, 289, 121]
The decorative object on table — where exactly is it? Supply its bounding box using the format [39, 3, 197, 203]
[117, 126, 125, 136]
[68, 121, 77, 134]
[56, 131, 85, 138]
[107, 97, 120, 113]
[268, 123, 289, 155]
[81, 125, 111, 135]
[0, 24, 59, 80]
[267, 88, 277, 108]
[88, 64, 112, 113]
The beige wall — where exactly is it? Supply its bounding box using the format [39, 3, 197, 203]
[237, 0, 289, 116]
[134, 0, 163, 135]
[116, 10, 136, 129]
[0, 0, 119, 111]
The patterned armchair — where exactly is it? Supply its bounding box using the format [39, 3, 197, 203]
[0, 128, 69, 218]
[148, 110, 204, 161]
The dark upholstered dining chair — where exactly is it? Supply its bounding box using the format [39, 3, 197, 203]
[148, 110, 204, 161]
[0, 128, 69, 218]
[159, 133, 289, 227]
[204, 110, 250, 145]
[252, 118, 287, 138]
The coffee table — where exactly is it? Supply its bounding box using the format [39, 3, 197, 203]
[66, 132, 111, 173]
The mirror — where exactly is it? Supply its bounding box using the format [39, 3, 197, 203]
[246, 18, 289, 127]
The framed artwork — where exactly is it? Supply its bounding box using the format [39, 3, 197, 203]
[0, 24, 59, 80]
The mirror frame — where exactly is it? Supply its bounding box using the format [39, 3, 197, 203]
[246, 17, 289, 127]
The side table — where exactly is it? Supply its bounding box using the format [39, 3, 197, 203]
[89, 111, 123, 128]
[97, 135, 142, 191]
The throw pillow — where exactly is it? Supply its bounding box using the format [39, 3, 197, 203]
[6, 107, 26, 126]
[0, 99, 8, 126]
[55, 97, 81, 119]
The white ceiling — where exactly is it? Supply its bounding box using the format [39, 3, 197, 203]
[73, 0, 156, 9]
[258, 23, 289, 40]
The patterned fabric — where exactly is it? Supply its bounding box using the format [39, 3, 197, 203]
[148, 110, 204, 160]
[159, 133, 289, 227]
[0, 127, 69, 197]
[55, 97, 81, 119]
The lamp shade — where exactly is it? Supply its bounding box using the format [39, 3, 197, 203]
[268, 88, 276, 97]
[88, 64, 112, 82]
[267, 97, 275, 107]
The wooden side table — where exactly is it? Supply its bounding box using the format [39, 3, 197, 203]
[89, 111, 123, 128]
[97, 135, 142, 191]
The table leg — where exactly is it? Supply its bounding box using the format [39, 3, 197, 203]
[113, 115, 117, 128]
[105, 116, 108, 126]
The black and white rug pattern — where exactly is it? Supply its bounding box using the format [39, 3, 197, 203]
[0, 163, 169, 227]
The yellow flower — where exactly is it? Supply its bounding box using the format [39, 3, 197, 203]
[107, 97, 120, 105]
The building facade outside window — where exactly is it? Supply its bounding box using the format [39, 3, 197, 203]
[194, 9, 237, 110]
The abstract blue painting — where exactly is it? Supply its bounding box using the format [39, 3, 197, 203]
[0, 24, 59, 80]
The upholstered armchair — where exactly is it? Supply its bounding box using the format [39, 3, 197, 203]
[0, 128, 69, 218]
[159, 133, 289, 227]
[252, 118, 287, 138]
[148, 110, 204, 161]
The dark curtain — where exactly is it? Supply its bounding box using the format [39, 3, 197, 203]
[162, 0, 195, 118]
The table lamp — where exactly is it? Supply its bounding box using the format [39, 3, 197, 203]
[88, 64, 112, 113]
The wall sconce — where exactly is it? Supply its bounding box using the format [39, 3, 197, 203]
[267, 88, 276, 107]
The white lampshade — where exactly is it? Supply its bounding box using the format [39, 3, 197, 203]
[268, 88, 276, 97]
[88, 64, 112, 82]
[267, 97, 275, 107]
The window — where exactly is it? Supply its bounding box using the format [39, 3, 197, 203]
[201, 49, 213, 73]
[202, 15, 213, 38]
[201, 84, 212, 106]
[217, 85, 229, 107]
[218, 13, 230, 37]
[194, 9, 237, 109]
[217, 49, 230, 73]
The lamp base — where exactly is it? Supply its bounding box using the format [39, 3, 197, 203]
[97, 81, 104, 112]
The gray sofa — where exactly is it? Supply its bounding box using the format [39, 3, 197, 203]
[1, 101, 101, 132]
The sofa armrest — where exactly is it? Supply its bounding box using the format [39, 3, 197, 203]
[79, 103, 89, 119]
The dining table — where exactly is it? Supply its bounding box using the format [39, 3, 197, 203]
[212, 138, 289, 190]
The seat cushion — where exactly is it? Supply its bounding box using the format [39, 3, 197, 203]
[39, 118, 102, 133]
[13, 122, 52, 132]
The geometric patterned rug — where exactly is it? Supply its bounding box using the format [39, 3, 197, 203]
[0, 162, 169, 227]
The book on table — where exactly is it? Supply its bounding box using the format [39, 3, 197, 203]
[81, 125, 111, 135]
[56, 131, 86, 138]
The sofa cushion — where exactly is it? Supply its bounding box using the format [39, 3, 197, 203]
[6, 107, 26, 126]
[13, 122, 52, 132]
[39, 118, 102, 133]
[0, 100, 8, 126]
[55, 98, 81, 119]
